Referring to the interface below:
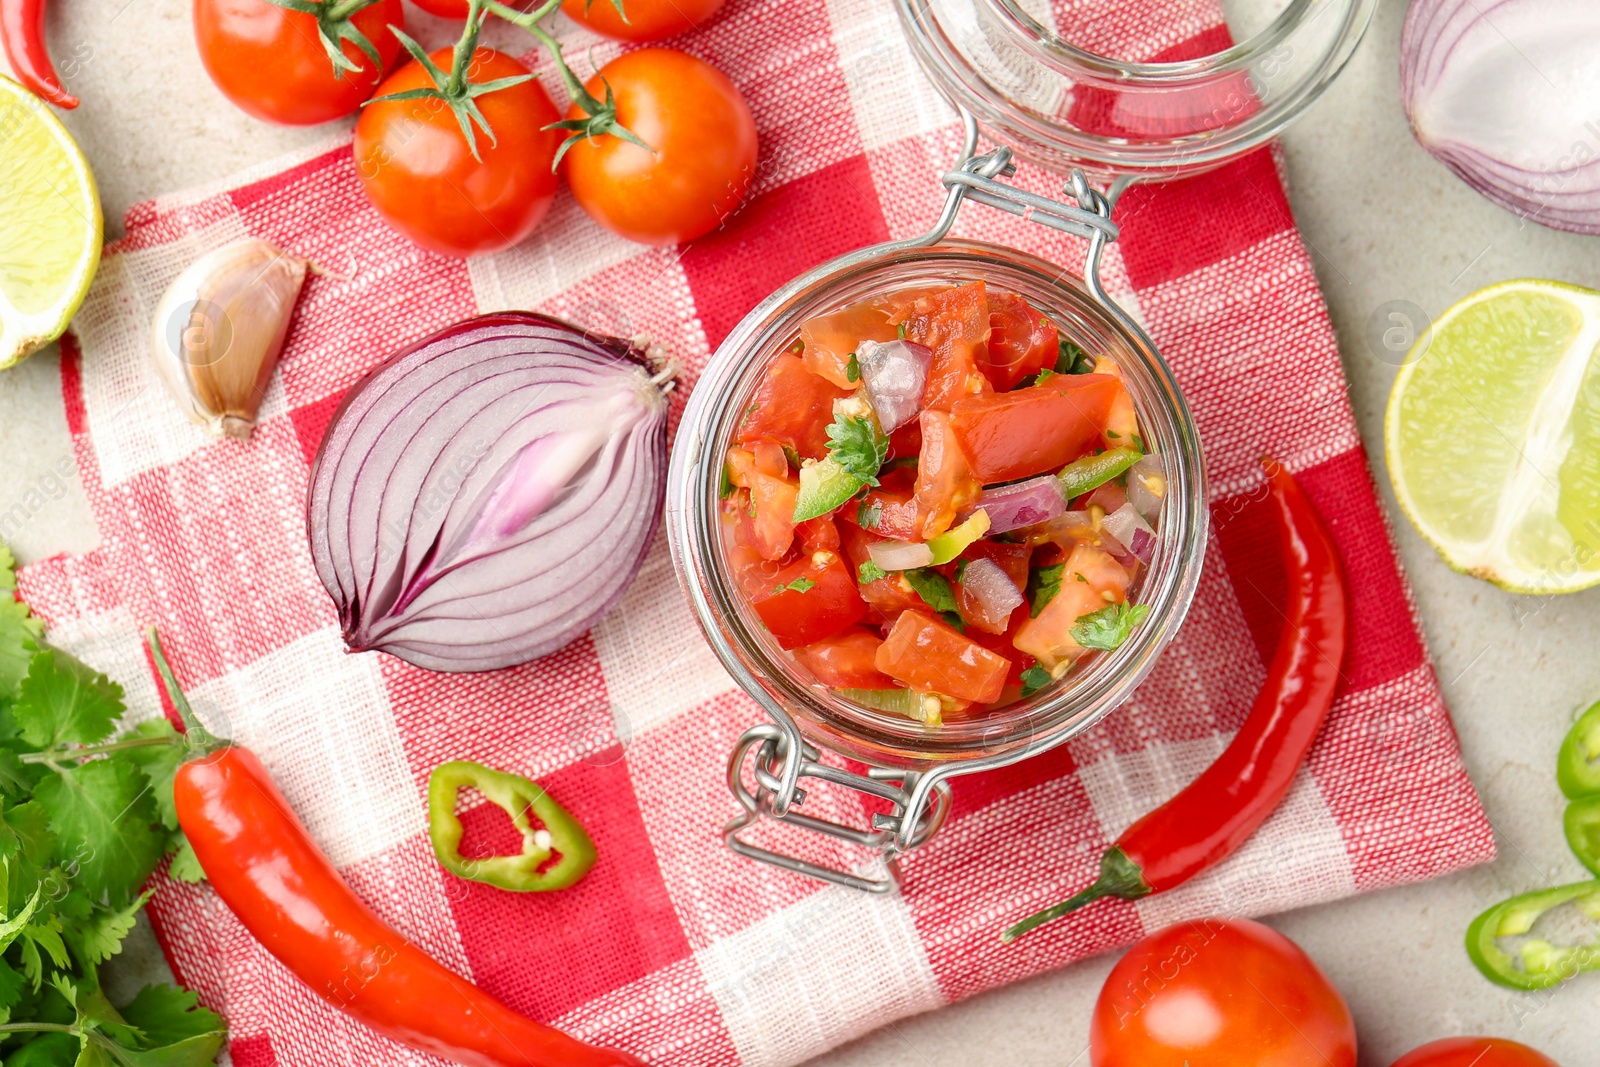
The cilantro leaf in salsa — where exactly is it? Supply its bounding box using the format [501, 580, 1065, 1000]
[825, 414, 889, 485]
[904, 568, 958, 614]
[846, 353, 860, 383]
[1071, 602, 1152, 651]
[1026, 562, 1066, 617]
[1019, 666, 1052, 698]
[858, 561, 888, 584]
[786, 577, 816, 593]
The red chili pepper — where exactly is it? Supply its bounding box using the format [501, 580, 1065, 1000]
[1, 0, 77, 108]
[149, 630, 643, 1067]
[1003, 457, 1347, 943]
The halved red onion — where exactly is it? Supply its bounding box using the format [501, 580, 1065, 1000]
[857, 339, 932, 432]
[962, 475, 1065, 534]
[960, 557, 1022, 627]
[868, 538, 935, 572]
[1401, 0, 1600, 234]
[1126, 453, 1166, 524]
[306, 312, 672, 672]
[1103, 503, 1157, 566]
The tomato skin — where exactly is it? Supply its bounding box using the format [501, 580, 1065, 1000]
[950, 373, 1119, 484]
[875, 610, 1010, 703]
[903, 282, 993, 410]
[986, 291, 1059, 390]
[751, 552, 866, 650]
[195, 0, 404, 125]
[563, 48, 758, 246]
[837, 522, 926, 619]
[561, 0, 726, 42]
[736, 354, 849, 459]
[1091, 918, 1356, 1067]
[354, 49, 562, 257]
[793, 627, 896, 689]
[913, 410, 981, 539]
[1388, 1039, 1560, 1067]
[725, 445, 796, 561]
[408, 0, 468, 14]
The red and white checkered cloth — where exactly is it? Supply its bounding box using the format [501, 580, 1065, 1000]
[18, 0, 1495, 1064]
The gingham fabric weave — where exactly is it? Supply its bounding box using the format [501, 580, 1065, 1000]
[18, 1, 1496, 1064]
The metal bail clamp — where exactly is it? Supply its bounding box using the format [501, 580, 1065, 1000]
[722, 109, 1143, 894]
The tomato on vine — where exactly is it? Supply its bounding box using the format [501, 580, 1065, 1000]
[557, 48, 758, 246]
[560, 0, 727, 42]
[194, 0, 405, 125]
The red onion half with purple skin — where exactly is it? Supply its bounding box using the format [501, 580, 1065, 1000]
[307, 313, 673, 672]
[1401, 0, 1600, 234]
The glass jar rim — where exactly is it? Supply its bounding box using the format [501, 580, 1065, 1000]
[667, 238, 1208, 768]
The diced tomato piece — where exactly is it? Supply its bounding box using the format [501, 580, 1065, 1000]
[793, 627, 896, 688]
[952, 540, 1032, 634]
[799, 299, 900, 389]
[887, 420, 922, 462]
[903, 282, 994, 411]
[751, 549, 867, 650]
[838, 519, 929, 618]
[985, 291, 1059, 390]
[796, 515, 841, 552]
[724, 527, 785, 603]
[725, 446, 756, 488]
[737, 354, 850, 459]
[874, 609, 1010, 704]
[1013, 544, 1132, 670]
[913, 409, 982, 538]
[752, 440, 789, 478]
[966, 609, 1036, 684]
[950, 373, 1119, 484]
[1091, 356, 1141, 449]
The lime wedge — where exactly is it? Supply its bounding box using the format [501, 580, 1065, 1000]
[0, 75, 102, 370]
[1386, 279, 1600, 593]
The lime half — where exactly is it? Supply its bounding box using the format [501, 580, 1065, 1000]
[1386, 279, 1600, 594]
[0, 74, 101, 370]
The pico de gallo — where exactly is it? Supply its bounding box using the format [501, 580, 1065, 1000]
[720, 281, 1167, 724]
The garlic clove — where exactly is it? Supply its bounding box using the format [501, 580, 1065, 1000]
[150, 238, 309, 440]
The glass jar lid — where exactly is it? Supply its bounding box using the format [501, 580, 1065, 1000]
[898, 0, 1378, 177]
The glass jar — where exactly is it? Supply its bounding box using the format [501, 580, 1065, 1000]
[666, 125, 1208, 891]
[898, 0, 1378, 177]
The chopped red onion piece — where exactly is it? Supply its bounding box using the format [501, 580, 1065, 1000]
[1127, 453, 1166, 524]
[857, 339, 932, 433]
[962, 475, 1065, 533]
[1103, 503, 1157, 565]
[960, 557, 1022, 628]
[868, 538, 935, 572]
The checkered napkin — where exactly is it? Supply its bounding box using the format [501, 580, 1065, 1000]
[16, 0, 1496, 1063]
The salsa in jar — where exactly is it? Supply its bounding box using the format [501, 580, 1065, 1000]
[719, 281, 1166, 725]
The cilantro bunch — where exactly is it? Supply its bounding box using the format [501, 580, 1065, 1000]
[0, 546, 223, 1066]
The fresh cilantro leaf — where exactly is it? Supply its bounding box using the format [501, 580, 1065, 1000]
[0, 959, 24, 1023]
[13, 650, 125, 750]
[0, 597, 43, 703]
[36, 760, 165, 906]
[119, 720, 185, 832]
[0, 885, 42, 954]
[939, 610, 966, 633]
[896, 322, 907, 339]
[857, 499, 882, 530]
[719, 463, 735, 500]
[1026, 563, 1066, 617]
[904, 569, 958, 614]
[77, 1044, 118, 1067]
[824, 415, 888, 484]
[846, 353, 860, 383]
[1035, 368, 1056, 384]
[1071, 602, 1152, 651]
[1, 801, 56, 908]
[0, 749, 33, 796]
[785, 578, 816, 593]
[858, 561, 887, 584]
[53, 973, 144, 1048]
[120, 985, 225, 1048]
[6, 1033, 81, 1066]
[66, 889, 152, 966]
[1057, 339, 1094, 374]
[1019, 666, 1053, 698]
[166, 835, 204, 884]
[23, 914, 68, 971]
[782, 445, 802, 470]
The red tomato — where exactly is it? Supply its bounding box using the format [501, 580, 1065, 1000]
[736, 354, 849, 459]
[986, 291, 1059, 390]
[950, 373, 1119, 483]
[913, 410, 981, 538]
[354, 49, 561, 257]
[837, 522, 926, 620]
[1389, 1039, 1560, 1067]
[852, 466, 922, 542]
[796, 515, 841, 552]
[1013, 544, 1129, 670]
[561, 0, 726, 42]
[194, 0, 404, 125]
[751, 551, 866, 650]
[1091, 918, 1356, 1067]
[1092, 355, 1142, 448]
[562, 48, 758, 246]
[799, 300, 901, 389]
[887, 420, 922, 462]
[793, 628, 896, 689]
[408, 0, 468, 14]
[875, 610, 1010, 703]
[903, 282, 993, 410]
[725, 445, 796, 561]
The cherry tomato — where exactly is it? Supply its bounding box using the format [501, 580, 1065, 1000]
[875, 610, 1010, 703]
[949, 372, 1119, 483]
[902, 282, 993, 411]
[912, 410, 981, 539]
[751, 551, 866, 650]
[735, 354, 849, 460]
[1090, 918, 1356, 1067]
[793, 628, 896, 689]
[561, 0, 726, 42]
[354, 48, 561, 257]
[562, 48, 758, 246]
[1389, 1038, 1560, 1067]
[408, 0, 469, 15]
[194, 0, 404, 125]
[986, 290, 1059, 390]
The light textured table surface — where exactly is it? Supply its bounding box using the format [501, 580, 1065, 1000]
[4, 0, 1598, 1063]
